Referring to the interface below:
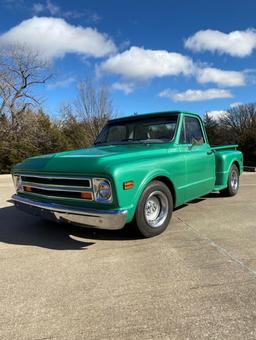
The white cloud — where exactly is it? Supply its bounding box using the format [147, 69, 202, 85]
[33, 0, 60, 15]
[86, 12, 101, 23]
[206, 110, 227, 120]
[32, 3, 45, 14]
[99, 46, 245, 91]
[112, 82, 135, 94]
[0, 17, 116, 60]
[230, 102, 243, 108]
[45, 0, 59, 15]
[32, 1, 100, 21]
[99, 46, 195, 81]
[159, 88, 233, 102]
[185, 29, 256, 57]
[196, 67, 245, 87]
[119, 40, 131, 51]
[206, 104, 243, 121]
[47, 77, 75, 89]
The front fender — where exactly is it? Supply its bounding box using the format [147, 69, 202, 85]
[133, 169, 174, 209]
[113, 167, 176, 223]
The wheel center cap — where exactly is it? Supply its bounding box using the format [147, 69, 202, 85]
[145, 198, 160, 219]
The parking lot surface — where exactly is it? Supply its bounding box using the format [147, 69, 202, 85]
[1, 173, 256, 339]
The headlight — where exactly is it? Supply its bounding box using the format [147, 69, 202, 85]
[93, 178, 112, 203]
[12, 175, 23, 193]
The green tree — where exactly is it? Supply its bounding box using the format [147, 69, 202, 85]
[203, 112, 219, 145]
[59, 104, 88, 149]
[0, 109, 68, 173]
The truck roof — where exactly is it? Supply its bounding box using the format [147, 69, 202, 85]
[109, 110, 200, 123]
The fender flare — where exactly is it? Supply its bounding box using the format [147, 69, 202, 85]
[133, 169, 176, 210]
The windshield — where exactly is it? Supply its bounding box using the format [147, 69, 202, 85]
[94, 115, 178, 145]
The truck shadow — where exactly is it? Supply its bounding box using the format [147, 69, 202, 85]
[1, 193, 220, 249]
[0, 205, 141, 250]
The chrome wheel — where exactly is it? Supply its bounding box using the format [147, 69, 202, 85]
[220, 164, 239, 197]
[144, 190, 169, 228]
[230, 169, 238, 192]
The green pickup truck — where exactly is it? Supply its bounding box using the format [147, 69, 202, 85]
[11, 111, 243, 237]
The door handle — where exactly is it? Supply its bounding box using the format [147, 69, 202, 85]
[207, 150, 213, 155]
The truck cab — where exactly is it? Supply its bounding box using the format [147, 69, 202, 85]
[12, 111, 243, 237]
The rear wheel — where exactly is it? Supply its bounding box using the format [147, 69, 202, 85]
[135, 181, 173, 237]
[220, 164, 239, 197]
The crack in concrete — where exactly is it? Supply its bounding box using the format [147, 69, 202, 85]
[175, 215, 256, 279]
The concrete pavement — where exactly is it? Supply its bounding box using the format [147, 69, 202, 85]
[1, 173, 256, 339]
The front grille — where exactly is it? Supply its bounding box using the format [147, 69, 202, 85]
[19, 174, 93, 201]
[22, 176, 90, 187]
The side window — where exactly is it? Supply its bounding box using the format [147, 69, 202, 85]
[186, 117, 205, 145]
[179, 116, 205, 145]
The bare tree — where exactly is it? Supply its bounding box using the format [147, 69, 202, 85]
[75, 79, 114, 145]
[58, 102, 89, 149]
[203, 104, 256, 164]
[0, 44, 52, 128]
[224, 104, 256, 165]
[220, 103, 256, 137]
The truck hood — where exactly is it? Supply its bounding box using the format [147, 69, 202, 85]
[14, 144, 169, 174]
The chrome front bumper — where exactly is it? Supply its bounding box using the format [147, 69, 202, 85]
[11, 195, 128, 230]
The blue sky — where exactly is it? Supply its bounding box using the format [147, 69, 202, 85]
[1, 0, 256, 118]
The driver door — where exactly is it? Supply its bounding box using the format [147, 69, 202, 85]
[179, 116, 215, 202]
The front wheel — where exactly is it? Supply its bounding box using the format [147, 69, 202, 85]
[135, 181, 173, 237]
[220, 164, 239, 197]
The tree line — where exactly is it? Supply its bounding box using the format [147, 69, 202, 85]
[204, 104, 256, 166]
[0, 44, 255, 174]
[0, 45, 113, 173]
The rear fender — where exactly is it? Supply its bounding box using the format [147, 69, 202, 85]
[215, 151, 243, 187]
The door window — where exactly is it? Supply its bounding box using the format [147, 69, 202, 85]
[179, 116, 205, 145]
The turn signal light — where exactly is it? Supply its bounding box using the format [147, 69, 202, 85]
[80, 192, 93, 200]
[123, 181, 134, 190]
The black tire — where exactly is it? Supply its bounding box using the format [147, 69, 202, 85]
[220, 164, 239, 197]
[135, 180, 173, 237]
